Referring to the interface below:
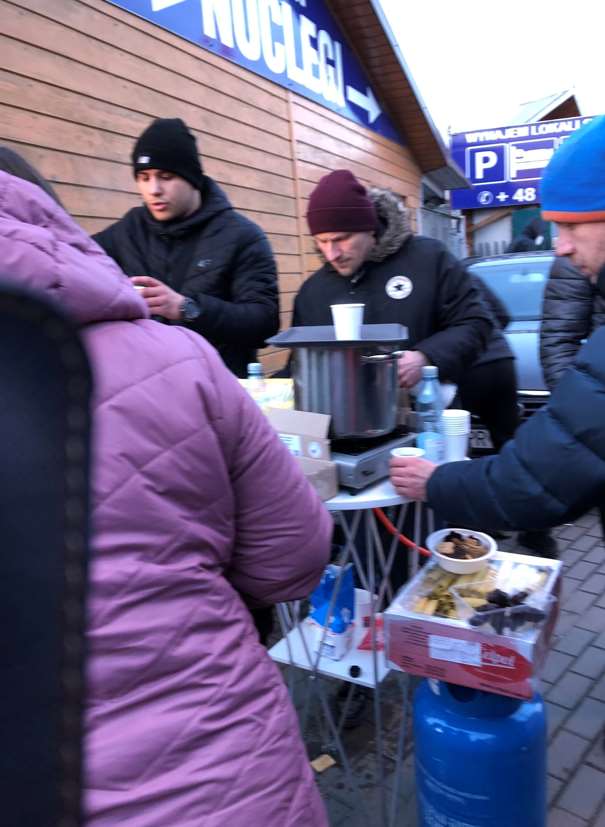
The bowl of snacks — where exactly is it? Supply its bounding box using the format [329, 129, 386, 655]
[426, 528, 496, 574]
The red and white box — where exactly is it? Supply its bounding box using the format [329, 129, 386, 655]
[384, 551, 561, 699]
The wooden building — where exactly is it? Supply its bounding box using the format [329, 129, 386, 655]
[0, 0, 465, 371]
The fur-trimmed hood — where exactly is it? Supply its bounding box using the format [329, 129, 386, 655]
[367, 186, 413, 262]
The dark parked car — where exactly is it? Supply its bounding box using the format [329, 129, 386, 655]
[464, 251, 554, 447]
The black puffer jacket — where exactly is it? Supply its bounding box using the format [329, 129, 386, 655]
[94, 177, 279, 377]
[292, 188, 492, 383]
[540, 256, 605, 390]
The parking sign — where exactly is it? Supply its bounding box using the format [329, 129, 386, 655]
[451, 116, 594, 210]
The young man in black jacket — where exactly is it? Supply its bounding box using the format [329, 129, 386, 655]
[94, 118, 279, 378]
[94, 118, 279, 644]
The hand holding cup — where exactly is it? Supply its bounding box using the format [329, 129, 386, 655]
[389, 455, 437, 502]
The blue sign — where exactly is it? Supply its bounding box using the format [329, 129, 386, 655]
[450, 116, 594, 209]
[108, 0, 401, 142]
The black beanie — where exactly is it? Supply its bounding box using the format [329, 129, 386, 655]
[132, 118, 204, 190]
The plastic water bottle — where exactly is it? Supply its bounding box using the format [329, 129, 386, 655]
[246, 362, 267, 407]
[415, 365, 445, 462]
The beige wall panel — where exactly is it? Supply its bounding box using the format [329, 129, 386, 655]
[292, 98, 416, 174]
[3, 1, 289, 127]
[279, 293, 296, 314]
[0, 101, 132, 164]
[203, 159, 295, 199]
[0, 36, 292, 160]
[55, 184, 138, 220]
[0, 139, 130, 193]
[274, 256, 301, 277]
[244, 213, 299, 237]
[0, 0, 427, 375]
[294, 137, 419, 192]
[278, 273, 303, 293]
[290, 95, 422, 188]
[0, 70, 294, 181]
[267, 234, 300, 255]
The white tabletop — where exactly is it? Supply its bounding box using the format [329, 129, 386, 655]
[269, 617, 390, 688]
[325, 477, 407, 511]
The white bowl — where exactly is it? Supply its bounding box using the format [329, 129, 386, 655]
[425, 528, 497, 574]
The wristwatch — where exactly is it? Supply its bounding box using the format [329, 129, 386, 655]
[180, 297, 202, 322]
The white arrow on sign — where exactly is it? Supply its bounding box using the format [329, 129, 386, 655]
[151, 0, 186, 11]
[346, 85, 381, 124]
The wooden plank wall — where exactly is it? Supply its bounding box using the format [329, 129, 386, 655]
[0, 0, 422, 373]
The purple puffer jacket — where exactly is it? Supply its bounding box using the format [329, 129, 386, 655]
[0, 171, 332, 826]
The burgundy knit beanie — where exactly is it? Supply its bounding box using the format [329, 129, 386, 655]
[306, 170, 378, 235]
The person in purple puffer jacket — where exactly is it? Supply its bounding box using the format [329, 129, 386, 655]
[0, 150, 332, 827]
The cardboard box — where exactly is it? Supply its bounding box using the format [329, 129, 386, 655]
[307, 618, 354, 660]
[265, 409, 338, 501]
[384, 551, 561, 699]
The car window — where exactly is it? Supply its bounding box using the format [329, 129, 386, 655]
[468, 258, 553, 320]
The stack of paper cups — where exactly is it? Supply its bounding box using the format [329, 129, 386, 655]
[441, 409, 471, 462]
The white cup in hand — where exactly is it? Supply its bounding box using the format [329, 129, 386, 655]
[390, 447, 426, 459]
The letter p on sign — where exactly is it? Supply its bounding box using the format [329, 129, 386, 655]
[466, 145, 506, 185]
[473, 150, 498, 179]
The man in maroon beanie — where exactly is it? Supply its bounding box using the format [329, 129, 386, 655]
[294, 169, 492, 387]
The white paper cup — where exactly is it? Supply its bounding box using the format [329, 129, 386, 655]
[330, 303, 364, 340]
[390, 447, 426, 459]
[441, 409, 471, 432]
[444, 432, 469, 462]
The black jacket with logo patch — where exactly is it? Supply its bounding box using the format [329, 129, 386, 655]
[292, 190, 492, 383]
[94, 176, 279, 377]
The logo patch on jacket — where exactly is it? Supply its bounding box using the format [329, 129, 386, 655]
[196, 258, 212, 269]
[385, 275, 413, 300]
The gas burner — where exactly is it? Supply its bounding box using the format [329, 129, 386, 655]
[331, 429, 416, 490]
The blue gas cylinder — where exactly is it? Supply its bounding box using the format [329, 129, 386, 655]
[413, 679, 546, 827]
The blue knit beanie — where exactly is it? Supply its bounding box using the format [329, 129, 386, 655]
[541, 116, 605, 223]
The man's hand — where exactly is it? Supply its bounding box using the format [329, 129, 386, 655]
[389, 456, 437, 502]
[130, 276, 183, 321]
[397, 350, 429, 388]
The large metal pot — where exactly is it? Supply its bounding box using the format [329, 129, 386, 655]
[291, 346, 403, 438]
